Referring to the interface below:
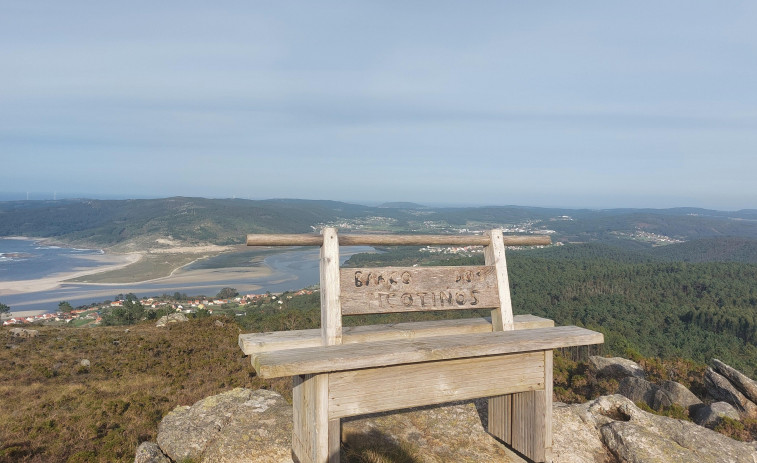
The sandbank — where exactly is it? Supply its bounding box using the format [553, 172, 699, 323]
[2, 267, 270, 312]
[0, 252, 143, 296]
[71, 264, 273, 288]
[0, 243, 273, 301]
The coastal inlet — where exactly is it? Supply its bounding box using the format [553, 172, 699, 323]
[0, 238, 373, 314]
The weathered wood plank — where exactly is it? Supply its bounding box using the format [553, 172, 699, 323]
[319, 228, 343, 462]
[327, 419, 340, 463]
[511, 389, 543, 461]
[239, 315, 555, 355]
[507, 350, 552, 462]
[328, 351, 544, 419]
[488, 394, 511, 444]
[292, 374, 330, 463]
[485, 229, 513, 331]
[543, 350, 553, 462]
[320, 227, 342, 346]
[247, 233, 551, 247]
[484, 229, 515, 453]
[340, 266, 499, 314]
[292, 375, 307, 461]
[511, 391, 531, 459]
[253, 326, 604, 378]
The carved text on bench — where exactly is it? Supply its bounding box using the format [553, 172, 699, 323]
[340, 266, 501, 314]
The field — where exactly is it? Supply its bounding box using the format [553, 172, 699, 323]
[0, 319, 289, 463]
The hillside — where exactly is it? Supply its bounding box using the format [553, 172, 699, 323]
[2, 197, 757, 254]
[0, 319, 289, 463]
[649, 237, 757, 263]
[0, 198, 375, 250]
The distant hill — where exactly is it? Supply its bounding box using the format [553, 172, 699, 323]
[523, 239, 757, 265]
[0, 197, 375, 250]
[649, 237, 757, 264]
[522, 242, 662, 263]
[546, 210, 757, 246]
[377, 202, 427, 209]
[2, 197, 757, 253]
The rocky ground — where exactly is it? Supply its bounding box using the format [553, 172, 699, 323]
[137, 357, 757, 463]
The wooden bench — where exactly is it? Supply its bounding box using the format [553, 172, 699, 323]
[239, 228, 604, 463]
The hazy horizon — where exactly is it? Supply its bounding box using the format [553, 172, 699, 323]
[1, 191, 756, 213]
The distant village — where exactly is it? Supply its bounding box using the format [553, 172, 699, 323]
[2, 288, 317, 327]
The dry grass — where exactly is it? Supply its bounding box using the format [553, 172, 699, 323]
[0, 319, 290, 463]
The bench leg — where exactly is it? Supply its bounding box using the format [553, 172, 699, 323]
[293, 373, 335, 463]
[328, 418, 341, 463]
[488, 350, 553, 462]
[488, 394, 512, 446]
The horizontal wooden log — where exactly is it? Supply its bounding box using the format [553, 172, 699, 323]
[253, 326, 604, 378]
[340, 266, 500, 314]
[246, 233, 551, 247]
[239, 315, 555, 355]
[328, 351, 545, 419]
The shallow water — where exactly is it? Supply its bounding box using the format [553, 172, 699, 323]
[0, 240, 373, 313]
[0, 238, 106, 281]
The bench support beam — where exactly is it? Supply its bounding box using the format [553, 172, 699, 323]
[293, 351, 553, 463]
[320, 227, 342, 345]
[328, 351, 545, 419]
[488, 350, 553, 462]
[292, 374, 342, 463]
[293, 374, 330, 463]
[319, 227, 343, 461]
[485, 228, 514, 331]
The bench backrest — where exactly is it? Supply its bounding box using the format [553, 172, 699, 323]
[246, 228, 550, 347]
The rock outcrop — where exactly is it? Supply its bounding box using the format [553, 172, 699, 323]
[9, 327, 39, 338]
[616, 376, 704, 412]
[156, 388, 292, 462]
[617, 376, 666, 408]
[589, 356, 645, 379]
[657, 380, 702, 409]
[705, 367, 757, 418]
[138, 390, 757, 463]
[342, 400, 518, 462]
[134, 442, 171, 463]
[552, 401, 615, 463]
[594, 395, 757, 463]
[155, 313, 189, 328]
[599, 355, 757, 427]
[557, 395, 757, 463]
[692, 401, 741, 428]
[713, 358, 757, 404]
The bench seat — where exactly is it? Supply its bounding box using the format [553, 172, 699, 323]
[253, 325, 602, 378]
[239, 314, 554, 355]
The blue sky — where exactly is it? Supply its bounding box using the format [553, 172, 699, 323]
[2, 1, 756, 209]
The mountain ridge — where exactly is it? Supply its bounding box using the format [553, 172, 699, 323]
[2, 197, 757, 254]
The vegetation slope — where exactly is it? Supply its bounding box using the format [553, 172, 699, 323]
[2, 197, 757, 252]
